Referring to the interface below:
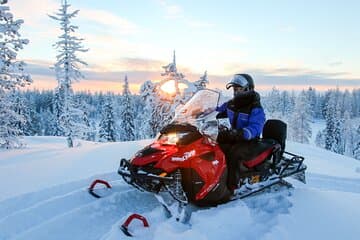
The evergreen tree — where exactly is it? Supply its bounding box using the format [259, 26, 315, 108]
[194, 71, 209, 91]
[279, 90, 293, 118]
[264, 87, 282, 118]
[351, 89, 360, 118]
[324, 89, 343, 154]
[0, 3, 31, 148]
[353, 125, 360, 160]
[98, 98, 116, 142]
[289, 90, 312, 144]
[53, 86, 64, 136]
[119, 75, 135, 141]
[305, 87, 317, 120]
[342, 111, 354, 157]
[11, 91, 32, 135]
[138, 80, 156, 138]
[39, 108, 56, 136]
[49, 0, 88, 147]
[315, 130, 326, 148]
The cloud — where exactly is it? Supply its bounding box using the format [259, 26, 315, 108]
[24, 57, 360, 94]
[184, 19, 215, 28]
[156, 1, 215, 28]
[78, 9, 141, 35]
[329, 61, 343, 67]
[8, 0, 58, 26]
[226, 34, 249, 44]
[158, 0, 183, 19]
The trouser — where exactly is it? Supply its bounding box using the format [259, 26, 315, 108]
[219, 140, 259, 188]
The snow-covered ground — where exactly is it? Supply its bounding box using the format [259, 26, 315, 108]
[0, 136, 360, 240]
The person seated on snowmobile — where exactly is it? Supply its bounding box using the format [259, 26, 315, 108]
[216, 73, 266, 190]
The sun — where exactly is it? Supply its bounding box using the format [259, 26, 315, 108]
[160, 80, 177, 95]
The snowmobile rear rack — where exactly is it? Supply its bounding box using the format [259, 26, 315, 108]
[120, 213, 149, 237]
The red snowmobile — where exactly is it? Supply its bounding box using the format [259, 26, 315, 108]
[116, 89, 306, 221]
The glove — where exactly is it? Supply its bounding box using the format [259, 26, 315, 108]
[217, 128, 244, 143]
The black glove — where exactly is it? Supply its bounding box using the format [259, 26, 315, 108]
[216, 112, 227, 119]
[217, 128, 244, 143]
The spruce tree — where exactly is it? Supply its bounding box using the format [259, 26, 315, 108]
[194, 71, 209, 91]
[353, 125, 360, 160]
[305, 87, 317, 119]
[264, 87, 282, 118]
[49, 0, 88, 147]
[119, 75, 135, 141]
[289, 90, 312, 144]
[11, 91, 32, 135]
[0, 2, 31, 148]
[98, 98, 116, 142]
[138, 80, 156, 138]
[324, 89, 343, 154]
[279, 90, 293, 118]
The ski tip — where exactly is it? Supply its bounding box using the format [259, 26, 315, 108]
[120, 225, 133, 237]
[88, 189, 101, 198]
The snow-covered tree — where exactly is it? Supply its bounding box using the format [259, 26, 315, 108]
[49, 0, 88, 147]
[289, 90, 312, 144]
[315, 130, 326, 148]
[39, 108, 56, 136]
[305, 87, 317, 120]
[342, 111, 354, 157]
[137, 80, 156, 138]
[351, 89, 360, 118]
[0, 3, 31, 148]
[194, 71, 209, 91]
[264, 87, 282, 119]
[10, 91, 32, 135]
[324, 89, 343, 154]
[52, 86, 65, 136]
[119, 75, 135, 141]
[354, 125, 360, 160]
[98, 98, 116, 142]
[279, 90, 293, 118]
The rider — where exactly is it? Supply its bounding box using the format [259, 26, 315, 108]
[216, 73, 266, 190]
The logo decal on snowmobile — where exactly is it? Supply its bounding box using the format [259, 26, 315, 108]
[171, 150, 196, 162]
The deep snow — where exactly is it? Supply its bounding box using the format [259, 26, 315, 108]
[0, 136, 359, 240]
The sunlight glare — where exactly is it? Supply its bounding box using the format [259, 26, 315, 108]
[160, 80, 177, 95]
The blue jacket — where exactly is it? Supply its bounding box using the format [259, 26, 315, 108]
[216, 91, 266, 140]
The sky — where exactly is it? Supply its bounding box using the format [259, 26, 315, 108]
[7, 0, 360, 93]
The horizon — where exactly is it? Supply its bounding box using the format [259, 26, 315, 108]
[7, 0, 360, 94]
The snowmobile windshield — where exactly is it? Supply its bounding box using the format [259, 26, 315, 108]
[173, 89, 221, 141]
[174, 89, 220, 121]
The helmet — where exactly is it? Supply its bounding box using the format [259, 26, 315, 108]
[226, 73, 255, 91]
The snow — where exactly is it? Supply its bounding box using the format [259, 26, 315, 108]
[0, 136, 360, 240]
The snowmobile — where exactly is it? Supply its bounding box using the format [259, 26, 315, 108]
[89, 89, 306, 235]
[116, 89, 306, 220]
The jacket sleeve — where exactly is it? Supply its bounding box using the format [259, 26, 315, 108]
[242, 107, 266, 140]
[215, 102, 228, 118]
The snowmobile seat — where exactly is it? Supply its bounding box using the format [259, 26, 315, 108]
[242, 119, 286, 169]
[242, 139, 280, 168]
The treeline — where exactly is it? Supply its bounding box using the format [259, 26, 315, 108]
[263, 87, 360, 159]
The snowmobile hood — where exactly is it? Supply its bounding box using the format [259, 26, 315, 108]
[130, 143, 178, 166]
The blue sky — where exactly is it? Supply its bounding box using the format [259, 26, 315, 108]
[8, 0, 360, 93]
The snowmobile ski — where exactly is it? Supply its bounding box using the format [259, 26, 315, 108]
[88, 179, 112, 198]
[120, 213, 149, 237]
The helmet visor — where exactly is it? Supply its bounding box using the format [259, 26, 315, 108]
[226, 74, 249, 89]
